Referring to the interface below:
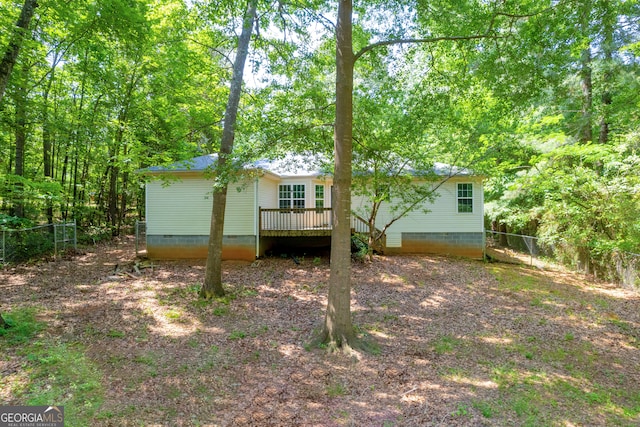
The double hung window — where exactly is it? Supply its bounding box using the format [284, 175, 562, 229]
[457, 183, 473, 213]
[315, 185, 324, 213]
[279, 184, 305, 212]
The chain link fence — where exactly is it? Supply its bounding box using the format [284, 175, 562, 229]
[485, 230, 554, 268]
[613, 251, 640, 290]
[1, 221, 77, 265]
[485, 230, 639, 290]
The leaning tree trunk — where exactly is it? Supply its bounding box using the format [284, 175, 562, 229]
[0, 0, 37, 104]
[200, 0, 258, 299]
[321, 0, 356, 348]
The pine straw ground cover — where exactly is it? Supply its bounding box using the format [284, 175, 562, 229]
[1, 237, 639, 426]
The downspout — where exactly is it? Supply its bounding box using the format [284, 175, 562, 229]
[254, 177, 259, 258]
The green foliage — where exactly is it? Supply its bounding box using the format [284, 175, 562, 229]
[350, 235, 369, 262]
[482, 0, 640, 284]
[0, 308, 43, 344]
[0, 214, 34, 230]
[1, 226, 56, 263]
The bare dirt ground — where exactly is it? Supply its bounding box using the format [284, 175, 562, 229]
[1, 237, 639, 426]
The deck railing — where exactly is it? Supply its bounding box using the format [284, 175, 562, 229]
[260, 207, 332, 231]
[259, 207, 381, 235]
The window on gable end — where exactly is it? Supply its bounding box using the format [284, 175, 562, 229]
[457, 183, 473, 213]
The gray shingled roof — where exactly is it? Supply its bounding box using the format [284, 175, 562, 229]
[145, 154, 473, 178]
[145, 154, 330, 178]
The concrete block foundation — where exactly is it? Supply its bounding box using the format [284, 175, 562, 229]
[146, 235, 256, 261]
[394, 232, 484, 258]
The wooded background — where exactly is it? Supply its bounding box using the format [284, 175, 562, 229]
[1, 0, 638, 282]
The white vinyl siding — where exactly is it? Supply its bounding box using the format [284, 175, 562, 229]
[146, 177, 255, 235]
[351, 178, 483, 235]
[258, 176, 278, 209]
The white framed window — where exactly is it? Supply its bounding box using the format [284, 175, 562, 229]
[315, 185, 324, 213]
[457, 183, 473, 213]
[279, 184, 305, 212]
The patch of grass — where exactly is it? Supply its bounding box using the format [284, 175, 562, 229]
[0, 308, 43, 344]
[442, 367, 467, 380]
[432, 335, 462, 355]
[238, 287, 258, 298]
[472, 400, 495, 418]
[326, 381, 347, 397]
[452, 402, 470, 417]
[106, 329, 126, 338]
[541, 346, 569, 364]
[530, 297, 544, 307]
[133, 353, 156, 366]
[383, 313, 398, 322]
[214, 293, 237, 305]
[213, 305, 229, 316]
[486, 360, 640, 426]
[252, 324, 269, 336]
[491, 364, 520, 390]
[164, 309, 182, 320]
[187, 283, 201, 293]
[489, 266, 539, 292]
[610, 318, 632, 333]
[19, 340, 104, 425]
[228, 330, 246, 340]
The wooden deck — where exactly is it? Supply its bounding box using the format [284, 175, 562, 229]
[259, 208, 373, 238]
[259, 208, 332, 237]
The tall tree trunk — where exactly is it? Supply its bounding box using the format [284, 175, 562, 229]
[78, 95, 103, 212]
[598, 0, 614, 145]
[578, 0, 593, 144]
[200, 0, 258, 299]
[0, 0, 38, 104]
[321, 0, 356, 348]
[118, 143, 129, 234]
[108, 156, 119, 235]
[12, 79, 26, 218]
[42, 62, 57, 224]
[61, 151, 69, 219]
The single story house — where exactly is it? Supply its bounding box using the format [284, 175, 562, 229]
[143, 154, 484, 260]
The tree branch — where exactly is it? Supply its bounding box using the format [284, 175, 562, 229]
[353, 7, 555, 63]
[354, 34, 501, 63]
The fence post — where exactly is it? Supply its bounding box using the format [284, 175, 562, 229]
[73, 219, 77, 250]
[135, 220, 139, 256]
[54, 223, 58, 258]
